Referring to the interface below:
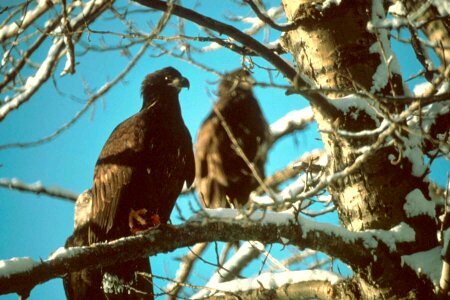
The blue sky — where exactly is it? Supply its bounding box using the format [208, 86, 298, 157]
[0, 1, 449, 299]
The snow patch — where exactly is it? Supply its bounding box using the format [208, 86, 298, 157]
[401, 132, 427, 177]
[432, 0, 450, 16]
[388, 2, 407, 16]
[413, 82, 433, 97]
[270, 107, 314, 137]
[368, 0, 402, 93]
[332, 94, 380, 125]
[367, 222, 416, 252]
[48, 246, 86, 260]
[321, 0, 342, 9]
[404, 189, 436, 219]
[0, 257, 38, 278]
[402, 247, 441, 287]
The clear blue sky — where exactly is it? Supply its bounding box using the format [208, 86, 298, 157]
[0, 1, 448, 299]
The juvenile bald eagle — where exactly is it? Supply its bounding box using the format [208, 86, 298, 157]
[195, 69, 270, 209]
[64, 67, 194, 299]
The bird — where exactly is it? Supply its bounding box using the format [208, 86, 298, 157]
[195, 69, 270, 209]
[64, 67, 194, 299]
[64, 190, 106, 300]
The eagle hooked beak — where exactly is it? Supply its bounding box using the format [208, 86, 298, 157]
[170, 76, 190, 91]
[180, 76, 190, 89]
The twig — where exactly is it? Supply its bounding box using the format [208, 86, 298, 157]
[0, 178, 77, 201]
[212, 104, 276, 200]
[165, 242, 208, 300]
[243, 0, 299, 31]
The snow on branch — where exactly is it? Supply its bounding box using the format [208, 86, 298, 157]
[0, 0, 56, 43]
[0, 0, 113, 123]
[368, 0, 402, 94]
[198, 241, 264, 289]
[241, 1, 298, 32]
[0, 209, 424, 297]
[270, 106, 314, 143]
[192, 269, 341, 299]
[0, 178, 77, 201]
[402, 246, 442, 288]
[0, 40, 65, 122]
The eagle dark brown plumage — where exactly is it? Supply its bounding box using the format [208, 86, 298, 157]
[64, 67, 194, 300]
[195, 69, 270, 209]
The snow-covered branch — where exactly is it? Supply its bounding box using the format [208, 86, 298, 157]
[0, 209, 431, 297]
[270, 106, 314, 144]
[0, 0, 113, 122]
[194, 270, 340, 299]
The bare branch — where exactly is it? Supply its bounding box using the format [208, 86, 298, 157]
[0, 178, 77, 201]
[165, 242, 208, 300]
[254, 149, 326, 196]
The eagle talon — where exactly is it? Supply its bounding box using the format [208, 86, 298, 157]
[129, 208, 148, 234]
[129, 208, 161, 234]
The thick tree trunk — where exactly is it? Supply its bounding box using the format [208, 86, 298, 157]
[281, 0, 438, 298]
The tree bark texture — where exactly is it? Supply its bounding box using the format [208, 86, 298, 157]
[281, 0, 438, 298]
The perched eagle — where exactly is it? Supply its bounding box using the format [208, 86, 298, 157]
[195, 69, 270, 209]
[64, 67, 194, 299]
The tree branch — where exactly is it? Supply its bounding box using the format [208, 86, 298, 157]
[165, 242, 208, 299]
[133, 0, 340, 121]
[0, 178, 77, 201]
[0, 210, 422, 297]
[243, 0, 299, 31]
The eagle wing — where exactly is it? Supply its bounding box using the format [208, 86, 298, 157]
[89, 115, 143, 244]
[195, 117, 229, 187]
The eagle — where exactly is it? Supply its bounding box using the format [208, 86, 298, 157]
[64, 67, 194, 299]
[195, 69, 270, 209]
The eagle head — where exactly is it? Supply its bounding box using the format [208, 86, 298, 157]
[141, 67, 190, 107]
[218, 68, 256, 97]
